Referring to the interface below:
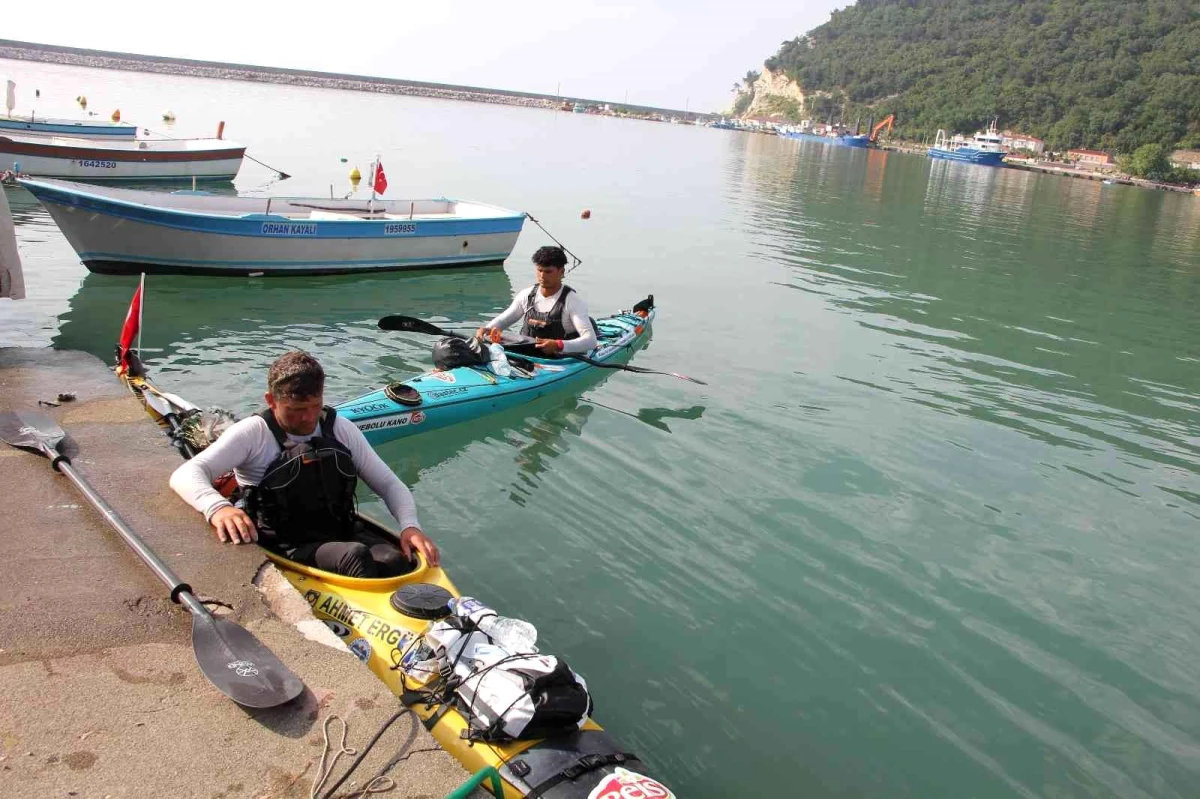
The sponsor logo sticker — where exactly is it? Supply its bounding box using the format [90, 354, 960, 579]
[587, 768, 674, 799]
[356, 413, 415, 432]
[227, 660, 260, 678]
[348, 638, 372, 663]
[430, 371, 457, 384]
[324, 620, 352, 638]
[347, 401, 390, 415]
[410, 410, 426, 424]
[304, 589, 321, 606]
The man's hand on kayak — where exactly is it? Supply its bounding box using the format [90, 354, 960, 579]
[535, 338, 562, 355]
[211, 505, 258, 544]
[399, 527, 440, 566]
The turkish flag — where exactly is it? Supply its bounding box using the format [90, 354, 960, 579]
[117, 277, 142, 370]
[374, 161, 388, 195]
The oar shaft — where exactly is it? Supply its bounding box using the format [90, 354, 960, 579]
[54, 458, 192, 602]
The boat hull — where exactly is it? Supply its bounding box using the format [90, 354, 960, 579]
[0, 136, 243, 180]
[783, 132, 871, 148]
[265, 537, 669, 799]
[20, 179, 525, 275]
[0, 116, 138, 139]
[927, 147, 1006, 166]
[339, 308, 654, 446]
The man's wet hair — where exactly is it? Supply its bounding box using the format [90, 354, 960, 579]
[532, 246, 568, 269]
[268, 351, 325, 400]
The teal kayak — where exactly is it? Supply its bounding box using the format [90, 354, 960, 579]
[339, 298, 656, 446]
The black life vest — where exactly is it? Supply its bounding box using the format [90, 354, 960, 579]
[520, 285, 577, 341]
[245, 407, 358, 547]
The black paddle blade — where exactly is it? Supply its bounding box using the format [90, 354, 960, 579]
[377, 315, 453, 337]
[191, 611, 304, 708]
[0, 410, 66, 454]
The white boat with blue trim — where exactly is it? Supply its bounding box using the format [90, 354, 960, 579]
[19, 178, 527, 276]
[927, 120, 1007, 167]
[0, 114, 138, 139]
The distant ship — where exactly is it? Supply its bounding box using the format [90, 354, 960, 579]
[928, 120, 1007, 166]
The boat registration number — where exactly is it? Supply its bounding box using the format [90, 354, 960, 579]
[79, 159, 117, 169]
[261, 222, 318, 235]
[384, 223, 417, 235]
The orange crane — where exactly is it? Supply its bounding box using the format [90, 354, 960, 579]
[869, 114, 895, 143]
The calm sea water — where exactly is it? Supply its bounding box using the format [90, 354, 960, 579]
[4, 59, 1200, 798]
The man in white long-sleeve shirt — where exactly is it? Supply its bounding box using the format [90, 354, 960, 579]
[476, 245, 597, 356]
[169, 351, 439, 577]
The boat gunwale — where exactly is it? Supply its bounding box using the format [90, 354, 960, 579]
[19, 178, 527, 229]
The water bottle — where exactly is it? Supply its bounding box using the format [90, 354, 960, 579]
[477, 616, 538, 654]
[487, 342, 512, 377]
[450, 597, 538, 653]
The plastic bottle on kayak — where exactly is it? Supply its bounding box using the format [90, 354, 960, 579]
[450, 596, 538, 653]
[486, 342, 512, 377]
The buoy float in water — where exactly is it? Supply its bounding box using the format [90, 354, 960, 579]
[162, 110, 176, 122]
[78, 96, 87, 108]
[349, 166, 362, 183]
[111, 109, 121, 122]
[580, 209, 592, 219]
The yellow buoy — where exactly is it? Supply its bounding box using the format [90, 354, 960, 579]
[111, 109, 121, 122]
[349, 166, 362, 182]
[79, 96, 87, 108]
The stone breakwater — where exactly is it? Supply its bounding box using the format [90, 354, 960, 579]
[0, 42, 563, 111]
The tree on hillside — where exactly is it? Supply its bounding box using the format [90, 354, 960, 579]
[748, 0, 1200, 154]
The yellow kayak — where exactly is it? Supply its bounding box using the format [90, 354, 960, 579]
[117, 362, 676, 799]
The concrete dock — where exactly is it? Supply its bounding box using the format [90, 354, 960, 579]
[0, 348, 479, 798]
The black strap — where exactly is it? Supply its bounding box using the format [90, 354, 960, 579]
[421, 702, 454, 733]
[259, 405, 338, 448]
[523, 285, 574, 319]
[524, 752, 637, 799]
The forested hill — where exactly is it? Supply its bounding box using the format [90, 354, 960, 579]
[762, 0, 1199, 152]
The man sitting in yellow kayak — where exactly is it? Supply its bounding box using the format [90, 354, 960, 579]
[476, 245, 597, 356]
[169, 351, 440, 577]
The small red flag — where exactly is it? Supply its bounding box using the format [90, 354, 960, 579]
[373, 160, 388, 195]
[118, 278, 142, 370]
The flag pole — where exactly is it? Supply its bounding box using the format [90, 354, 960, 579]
[136, 272, 145, 355]
[369, 152, 379, 214]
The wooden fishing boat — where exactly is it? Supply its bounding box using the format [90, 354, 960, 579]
[20, 178, 526, 275]
[1, 132, 244, 181]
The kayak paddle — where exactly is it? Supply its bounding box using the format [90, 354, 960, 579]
[0, 410, 304, 709]
[376, 314, 707, 385]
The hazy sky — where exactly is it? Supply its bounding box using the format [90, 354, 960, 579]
[4, 1, 846, 112]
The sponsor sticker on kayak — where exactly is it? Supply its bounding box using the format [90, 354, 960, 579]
[324, 620, 352, 638]
[356, 412, 421, 432]
[587, 768, 674, 799]
[348, 638, 372, 663]
[430, 371, 457, 383]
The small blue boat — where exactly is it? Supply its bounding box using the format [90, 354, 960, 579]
[339, 304, 655, 446]
[927, 120, 1007, 166]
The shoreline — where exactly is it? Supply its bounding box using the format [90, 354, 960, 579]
[0, 38, 707, 121]
[879, 143, 1196, 194]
